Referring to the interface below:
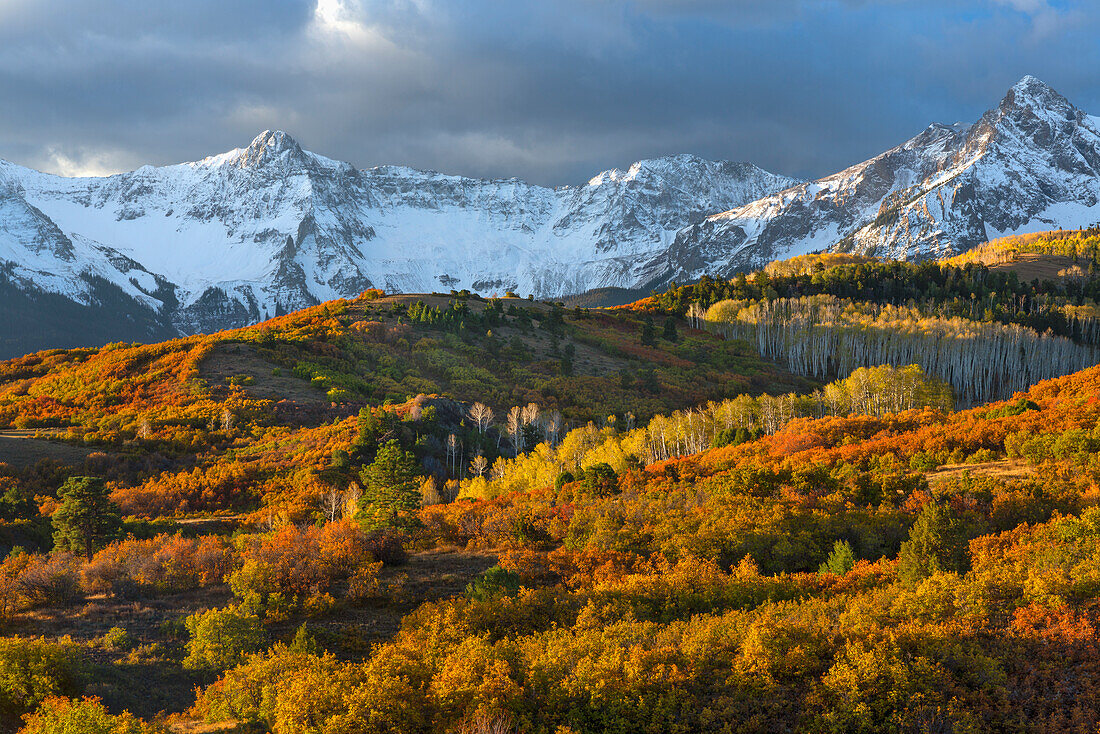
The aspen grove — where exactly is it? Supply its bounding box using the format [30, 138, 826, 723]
[703, 295, 1098, 405]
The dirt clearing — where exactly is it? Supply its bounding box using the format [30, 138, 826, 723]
[199, 343, 327, 404]
[987, 253, 1082, 282]
[926, 459, 1036, 487]
[0, 431, 94, 468]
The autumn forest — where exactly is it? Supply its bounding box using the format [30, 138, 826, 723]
[2, 230, 1100, 733]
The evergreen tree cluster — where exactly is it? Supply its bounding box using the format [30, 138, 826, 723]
[659, 257, 1100, 345]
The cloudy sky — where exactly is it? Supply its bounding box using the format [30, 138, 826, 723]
[0, 0, 1098, 185]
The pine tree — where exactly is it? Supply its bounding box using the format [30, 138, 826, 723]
[51, 476, 122, 561]
[640, 315, 657, 346]
[583, 463, 619, 497]
[662, 317, 678, 342]
[357, 440, 421, 530]
[818, 540, 856, 575]
[639, 367, 660, 394]
[561, 343, 575, 376]
[289, 623, 320, 654]
[897, 502, 970, 584]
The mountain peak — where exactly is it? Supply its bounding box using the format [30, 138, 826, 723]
[997, 75, 1075, 119]
[587, 154, 741, 187]
[237, 130, 305, 167]
[1012, 74, 1050, 93]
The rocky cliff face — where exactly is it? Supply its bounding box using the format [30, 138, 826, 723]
[657, 77, 1100, 280]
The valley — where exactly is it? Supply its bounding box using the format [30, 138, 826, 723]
[0, 237, 1099, 732]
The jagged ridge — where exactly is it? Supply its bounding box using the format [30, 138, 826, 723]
[2, 76, 1099, 354]
[0, 134, 796, 348]
[659, 76, 1100, 280]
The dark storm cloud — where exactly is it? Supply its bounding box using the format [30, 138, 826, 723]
[0, 0, 1097, 185]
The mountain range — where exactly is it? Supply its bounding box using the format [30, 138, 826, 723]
[2, 75, 1099, 356]
[661, 76, 1100, 278]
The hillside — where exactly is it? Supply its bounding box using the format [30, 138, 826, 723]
[0, 290, 812, 522]
[656, 231, 1100, 405]
[187, 341, 1100, 733]
[945, 226, 1100, 281]
[0, 305, 1098, 730]
[1, 249, 1100, 732]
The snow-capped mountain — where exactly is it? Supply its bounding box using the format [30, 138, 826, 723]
[0, 131, 795, 352]
[658, 76, 1100, 278]
[3, 75, 1098, 356]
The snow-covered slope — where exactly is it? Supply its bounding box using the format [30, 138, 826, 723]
[0, 131, 795, 344]
[657, 76, 1100, 279]
[3, 75, 1097, 355]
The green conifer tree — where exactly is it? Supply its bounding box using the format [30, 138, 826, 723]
[662, 317, 678, 342]
[51, 476, 122, 561]
[818, 540, 856, 575]
[897, 502, 970, 584]
[641, 315, 657, 346]
[357, 440, 421, 530]
[560, 343, 575, 376]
